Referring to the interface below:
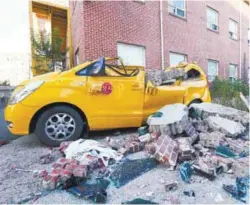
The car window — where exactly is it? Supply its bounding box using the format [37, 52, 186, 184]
[76, 58, 105, 76]
[183, 69, 201, 80]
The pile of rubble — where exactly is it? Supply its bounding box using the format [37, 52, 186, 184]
[146, 67, 185, 86]
[33, 102, 249, 203]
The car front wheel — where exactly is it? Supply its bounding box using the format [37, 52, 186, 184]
[35, 105, 86, 146]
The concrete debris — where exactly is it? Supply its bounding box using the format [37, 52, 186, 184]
[192, 165, 216, 181]
[13, 102, 247, 203]
[205, 116, 246, 138]
[189, 102, 249, 125]
[183, 120, 199, 145]
[146, 68, 185, 86]
[223, 138, 249, 154]
[138, 133, 152, 143]
[64, 139, 122, 166]
[106, 137, 126, 150]
[191, 118, 209, 132]
[59, 141, 72, 152]
[198, 154, 218, 176]
[154, 135, 179, 166]
[40, 148, 64, 164]
[146, 70, 163, 86]
[223, 176, 250, 203]
[145, 191, 154, 197]
[145, 142, 156, 155]
[233, 156, 249, 177]
[148, 104, 189, 136]
[165, 182, 178, 192]
[199, 132, 226, 148]
[183, 190, 195, 197]
[177, 138, 193, 162]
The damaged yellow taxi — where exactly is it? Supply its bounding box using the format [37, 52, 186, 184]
[5, 57, 211, 146]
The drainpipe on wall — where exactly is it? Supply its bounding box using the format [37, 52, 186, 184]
[160, 0, 165, 70]
[239, 1, 242, 79]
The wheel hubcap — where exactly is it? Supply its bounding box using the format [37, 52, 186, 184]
[45, 113, 76, 141]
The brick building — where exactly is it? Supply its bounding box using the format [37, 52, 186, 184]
[70, 0, 250, 82]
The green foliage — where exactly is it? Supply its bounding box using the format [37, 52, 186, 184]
[210, 76, 249, 111]
[31, 27, 68, 72]
[0, 80, 10, 86]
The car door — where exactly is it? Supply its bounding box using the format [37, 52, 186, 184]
[143, 82, 186, 119]
[86, 67, 145, 130]
[179, 67, 207, 104]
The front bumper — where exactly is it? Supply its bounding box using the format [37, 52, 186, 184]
[4, 103, 40, 136]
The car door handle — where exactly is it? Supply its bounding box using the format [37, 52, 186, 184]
[132, 83, 142, 90]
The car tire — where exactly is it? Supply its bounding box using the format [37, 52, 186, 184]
[188, 99, 202, 107]
[35, 105, 86, 146]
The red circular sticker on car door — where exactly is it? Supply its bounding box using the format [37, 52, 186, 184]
[101, 82, 112, 94]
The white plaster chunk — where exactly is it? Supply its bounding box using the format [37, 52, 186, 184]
[190, 102, 249, 125]
[205, 116, 246, 138]
[147, 103, 188, 125]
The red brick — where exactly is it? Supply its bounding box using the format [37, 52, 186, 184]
[70, 1, 249, 80]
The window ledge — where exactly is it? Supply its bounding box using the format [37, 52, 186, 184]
[169, 12, 187, 22]
[133, 1, 145, 5]
[207, 28, 219, 34]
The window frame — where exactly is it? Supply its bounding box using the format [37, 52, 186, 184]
[229, 63, 238, 81]
[168, 0, 186, 19]
[74, 48, 80, 66]
[169, 51, 187, 66]
[206, 7, 219, 32]
[207, 59, 219, 82]
[229, 18, 238, 40]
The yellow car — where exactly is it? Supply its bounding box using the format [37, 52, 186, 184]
[5, 57, 211, 146]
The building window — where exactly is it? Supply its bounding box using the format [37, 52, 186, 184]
[75, 48, 79, 66]
[117, 43, 146, 66]
[229, 19, 238, 40]
[168, 0, 186, 18]
[229, 64, 237, 81]
[207, 7, 218, 31]
[207, 60, 218, 82]
[169, 52, 187, 66]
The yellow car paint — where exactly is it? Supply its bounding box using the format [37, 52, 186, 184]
[5, 58, 211, 136]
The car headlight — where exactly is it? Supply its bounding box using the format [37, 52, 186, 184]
[9, 80, 44, 105]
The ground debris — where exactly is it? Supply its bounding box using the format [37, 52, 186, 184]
[183, 190, 195, 197]
[199, 131, 225, 148]
[223, 176, 250, 203]
[165, 182, 178, 192]
[154, 135, 179, 166]
[189, 102, 249, 125]
[205, 116, 246, 138]
[108, 158, 158, 188]
[147, 104, 189, 136]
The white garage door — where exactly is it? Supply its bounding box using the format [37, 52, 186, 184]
[117, 43, 145, 66]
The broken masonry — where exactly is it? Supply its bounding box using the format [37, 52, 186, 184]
[36, 102, 249, 204]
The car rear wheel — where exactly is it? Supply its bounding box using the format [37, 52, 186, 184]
[35, 105, 86, 146]
[188, 99, 202, 107]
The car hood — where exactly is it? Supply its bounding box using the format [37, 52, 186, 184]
[19, 72, 62, 86]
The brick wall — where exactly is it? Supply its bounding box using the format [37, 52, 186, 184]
[70, 0, 249, 79]
[70, 0, 86, 63]
[72, 1, 162, 69]
[163, 0, 249, 79]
